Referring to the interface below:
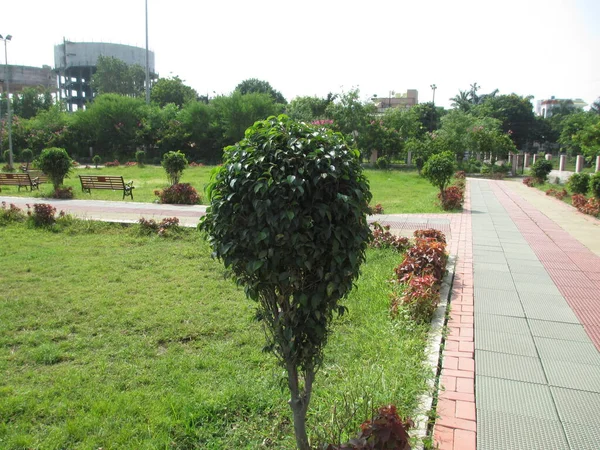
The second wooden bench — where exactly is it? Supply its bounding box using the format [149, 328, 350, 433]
[79, 175, 135, 199]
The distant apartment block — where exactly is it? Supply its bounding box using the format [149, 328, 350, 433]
[372, 89, 418, 113]
[536, 96, 587, 118]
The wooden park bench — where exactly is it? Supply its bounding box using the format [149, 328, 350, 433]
[79, 175, 135, 200]
[0, 172, 45, 192]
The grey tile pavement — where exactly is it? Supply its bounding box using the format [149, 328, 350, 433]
[470, 179, 600, 450]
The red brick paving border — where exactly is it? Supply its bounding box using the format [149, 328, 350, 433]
[432, 183, 476, 450]
[493, 181, 600, 351]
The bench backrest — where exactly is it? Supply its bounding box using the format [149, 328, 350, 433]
[79, 175, 126, 190]
[0, 173, 33, 185]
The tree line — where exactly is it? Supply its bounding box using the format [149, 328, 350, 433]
[0, 56, 598, 167]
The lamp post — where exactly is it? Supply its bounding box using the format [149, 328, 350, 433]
[145, 0, 150, 105]
[0, 34, 13, 170]
[430, 84, 437, 105]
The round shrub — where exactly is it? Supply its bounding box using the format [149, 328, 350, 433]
[530, 159, 553, 183]
[92, 155, 101, 168]
[422, 151, 456, 195]
[155, 183, 201, 204]
[21, 149, 33, 163]
[200, 115, 372, 448]
[568, 173, 590, 195]
[590, 172, 600, 199]
[161, 150, 188, 185]
[37, 147, 73, 190]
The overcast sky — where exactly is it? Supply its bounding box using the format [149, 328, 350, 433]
[3, 0, 599, 109]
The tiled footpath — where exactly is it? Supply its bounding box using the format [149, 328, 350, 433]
[466, 179, 599, 450]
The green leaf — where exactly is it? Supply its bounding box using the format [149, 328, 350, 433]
[326, 282, 336, 297]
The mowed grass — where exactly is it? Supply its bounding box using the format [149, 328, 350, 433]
[0, 221, 432, 449]
[1, 165, 447, 214]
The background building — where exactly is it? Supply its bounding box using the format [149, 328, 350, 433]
[371, 89, 418, 113]
[536, 96, 587, 118]
[0, 64, 56, 94]
[54, 41, 156, 111]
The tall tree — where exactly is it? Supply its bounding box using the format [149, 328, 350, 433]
[91, 56, 146, 98]
[11, 87, 54, 119]
[286, 94, 335, 122]
[474, 94, 536, 149]
[235, 78, 287, 104]
[150, 76, 198, 108]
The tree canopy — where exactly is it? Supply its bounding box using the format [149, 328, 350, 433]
[235, 78, 287, 104]
[150, 76, 198, 108]
[91, 56, 146, 97]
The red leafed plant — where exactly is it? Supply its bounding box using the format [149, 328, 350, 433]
[370, 222, 410, 252]
[571, 194, 587, 209]
[580, 198, 600, 217]
[368, 203, 385, 215]
[104, 160, 120, 167]
[413, 228, 446, 244]
[395, 238, 447, 282]
[523, 177, 536, 187]
[438, 185, 464, 210]
[326, 405, 413, 450]
[391, 274, 440, 322]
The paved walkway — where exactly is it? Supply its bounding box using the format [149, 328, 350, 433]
[3, 178, 600, 450]
[434, 179, 600, 450]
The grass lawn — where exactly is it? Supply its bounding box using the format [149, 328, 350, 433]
[0, 165, 449, 214]
[0, 220, 433, 449]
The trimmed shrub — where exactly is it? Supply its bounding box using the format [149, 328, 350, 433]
[590, 172, 600, 199]
[21, 149, 33, 164]
[135, 150, 146, 167]
[155, 183, 201, 205]
[200, 115, 372, 449]
[568, 173, 590, 195]
[53, 186, 74, 199]
[37, 147, 73, 190]
[422, 151, 456, 195]
[530, 159, 553, 183]
[92, 155, 101, 168]
[161, 151, 188, 185]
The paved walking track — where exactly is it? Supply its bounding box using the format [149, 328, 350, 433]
[2, 177, 599, 450]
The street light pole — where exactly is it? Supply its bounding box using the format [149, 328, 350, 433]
[1, 34, 13, 170]
[430, 84, 437, 106]
[145, 0, 150, 105]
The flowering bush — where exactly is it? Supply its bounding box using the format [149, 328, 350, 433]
[370, 222, 410, 252]
[105, 160, 120, 167]
[523, 177, 536, 187]
[439, 185, 464, 210]
[0, 202, 26, 224]
[155, 183, 201, 205]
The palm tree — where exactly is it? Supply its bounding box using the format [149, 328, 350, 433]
[450, 90, 471, 112]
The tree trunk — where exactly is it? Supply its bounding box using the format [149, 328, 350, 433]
[286, 362, 314, 450]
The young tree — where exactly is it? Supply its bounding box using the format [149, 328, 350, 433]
[422, 151, 456, 196]
[161, 150, 188, 185]
[37, 147, 73, 190]
[200, 115, 372, 450]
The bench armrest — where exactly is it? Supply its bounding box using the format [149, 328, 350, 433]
[125, 180, 135, 187]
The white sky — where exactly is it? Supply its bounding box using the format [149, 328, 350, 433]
[3, 0, 599, 109]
